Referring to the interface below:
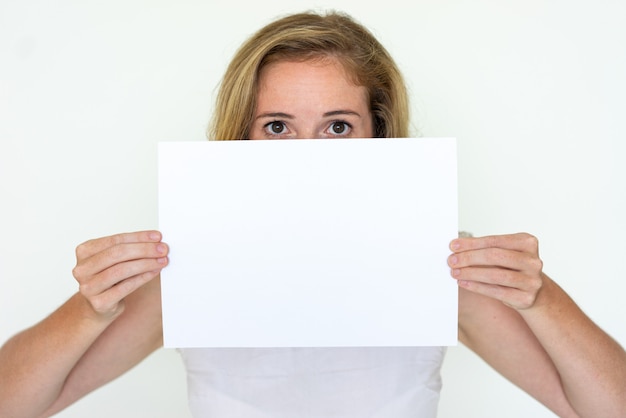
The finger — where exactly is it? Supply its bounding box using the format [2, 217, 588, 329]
[78, 256, 168, 297]
[450, 232, 539, 254]
[76, 230, 163, 260]
[73, 242, 168, 279]
[451, 266, 542, 292]
[448, 247, 542, 272]
[457, 279, 540, 310]
[88, 270, 162, 315]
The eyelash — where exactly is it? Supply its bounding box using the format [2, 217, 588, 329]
[262, 120, 354, 138]
[264, 121, 288, 136]
[327, 121, 353, 136]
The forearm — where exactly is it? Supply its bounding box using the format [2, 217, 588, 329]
[520, 275, 626, 418]
[0, 293, 115, 418]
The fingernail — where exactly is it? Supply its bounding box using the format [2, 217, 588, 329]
[449, 255, 458, 266]
[157, 244, 167, 254]
[157, 257, 168, 265]
[150, 232, 161, 241]
[451, 240, 460, 250]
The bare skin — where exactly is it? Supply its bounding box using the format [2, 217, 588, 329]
[451, 233, 626, 418]
[249, 58, 374, 140]
[0, 232, 167, 417]
[1, 58, 624, 418]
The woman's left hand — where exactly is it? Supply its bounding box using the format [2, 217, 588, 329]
[448, 233, 546, 310]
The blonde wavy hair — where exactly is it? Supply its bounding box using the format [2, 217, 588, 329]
[208, 11, 410, 140]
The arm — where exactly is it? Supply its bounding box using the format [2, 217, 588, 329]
[451, 233, 626, 418]
[0, 231, 169, 418]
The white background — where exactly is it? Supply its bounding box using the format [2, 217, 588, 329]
[1, 0, 624, 417]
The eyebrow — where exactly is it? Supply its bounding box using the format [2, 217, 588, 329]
[255, 110, 362, 120]
[255, 112, 294, 120]
[323, 110, 362, 118]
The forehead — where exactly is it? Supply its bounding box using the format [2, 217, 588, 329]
[258, 56, 350, 84]
[255, 58, 369, 109]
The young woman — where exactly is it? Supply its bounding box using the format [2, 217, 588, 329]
[0, 11, 624, 418]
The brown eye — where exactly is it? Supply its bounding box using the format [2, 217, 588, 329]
[270, 121, 286, 134]
[330, 122, 348, 135]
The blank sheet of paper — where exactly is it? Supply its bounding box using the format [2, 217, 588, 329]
[159, 138, 458, 348]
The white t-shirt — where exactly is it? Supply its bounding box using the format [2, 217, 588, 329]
[179, 346, 445, 417]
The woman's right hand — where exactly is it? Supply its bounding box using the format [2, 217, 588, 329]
[72, 230, 169, 320]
